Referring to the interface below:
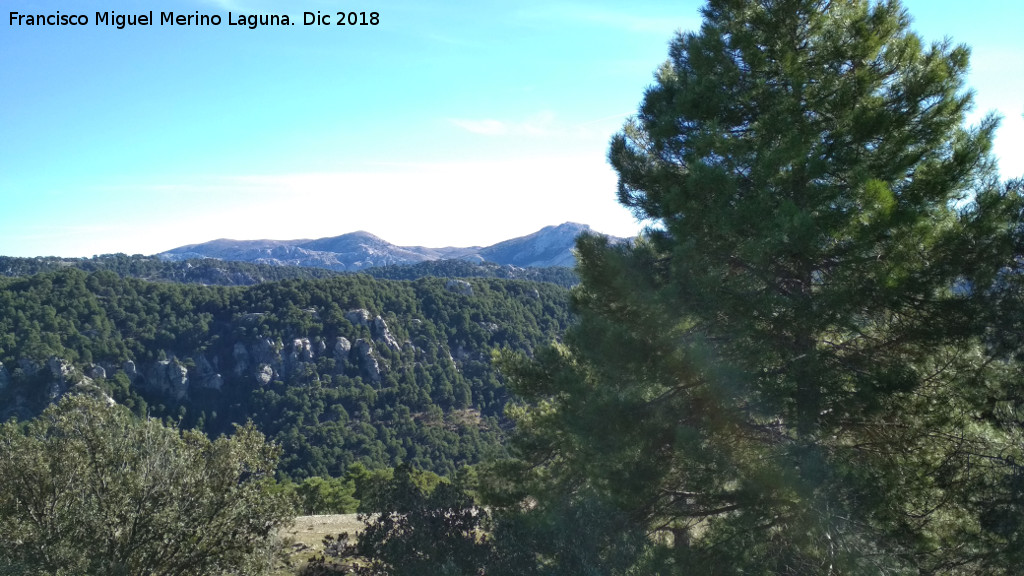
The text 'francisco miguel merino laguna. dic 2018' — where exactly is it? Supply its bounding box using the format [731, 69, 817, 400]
[7, 11, 380, 30]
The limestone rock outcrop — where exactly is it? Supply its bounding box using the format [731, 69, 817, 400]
[256, 364, 274, 385]
[353, 339, 382, 382]
[123, 360, 139, 381]
[144, 359, 190, 400]
[46, 356, 77, 398]
[290, 338, 315, 363]
[193, 354, 223, 391]
[334, 336, 352, 356]
[372, 316, 402, 351]
[3, 298, 430, 405]
[346, 309, 372, 328]
[445, 279, 473, 296]
[86, 364, 107, 380]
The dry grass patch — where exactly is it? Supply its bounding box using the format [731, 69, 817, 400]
[274, 514, 367, 575]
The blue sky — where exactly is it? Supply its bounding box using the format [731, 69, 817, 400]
[2, 0, 1021, 257]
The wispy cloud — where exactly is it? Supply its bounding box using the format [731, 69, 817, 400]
[449, 111, 557, 137]
[449, 119, 511, 136]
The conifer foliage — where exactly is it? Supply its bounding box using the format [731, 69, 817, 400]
[0, 393, 293, 576]
[498, 0, 1024, 573]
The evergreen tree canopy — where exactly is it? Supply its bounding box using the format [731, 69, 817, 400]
[0, 393, 293, 576]
[497, 0, 1024, 573]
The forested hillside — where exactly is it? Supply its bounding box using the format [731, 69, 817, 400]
[0, 268, 572, 478]
[0, 254, 578, 287]
[0, 254, 343, 285]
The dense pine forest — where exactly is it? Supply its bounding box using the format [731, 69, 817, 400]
[0, 267, 572, 477]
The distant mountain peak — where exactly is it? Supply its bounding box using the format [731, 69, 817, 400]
[158, 224, 624, 271]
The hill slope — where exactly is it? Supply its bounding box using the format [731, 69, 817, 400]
[158, 222, 620, 270]
[0, 269, 572, 477]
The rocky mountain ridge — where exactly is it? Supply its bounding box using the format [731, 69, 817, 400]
[158, 222, 622, 271]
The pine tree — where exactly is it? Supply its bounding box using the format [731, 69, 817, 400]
[496, 0, 1024, 573]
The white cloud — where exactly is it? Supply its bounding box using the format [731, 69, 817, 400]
[449, 111, 557, 137]
[449, 118, 513, 136]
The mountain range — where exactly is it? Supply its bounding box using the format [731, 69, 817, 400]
[159, 222, 619, 270]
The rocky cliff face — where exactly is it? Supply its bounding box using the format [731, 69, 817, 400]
[95, 309, 413, 401]
[158, 223, 624, 270]
[142, 359, 190, 400]
[0, 304, 432, 417]
[0, 357, 114, 415]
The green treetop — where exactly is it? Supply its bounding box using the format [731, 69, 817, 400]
[0, 393, 294, 576]
[496, 0, 1024, 573]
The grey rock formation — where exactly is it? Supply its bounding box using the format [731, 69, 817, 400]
[353, 338, 381, 382]
[334, 336, 352, 359]
[251, 338, 281, 366]
[144, 359, 190, 400]
[48, 356, 74, 381]
[372, 316, 402, 351]
[0, 362, 9, 391]
[45, 356, 89, 399]
[239, 312, 266, 323]
[86, 364, 107, 380]
[256, 364, 275, 385]
[291, 338, 315, 362]
[123, 360, 139, 381]
[445, 279, 473, 296]
[193, 355, 223, 390]
[346, 309, 372, 328]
